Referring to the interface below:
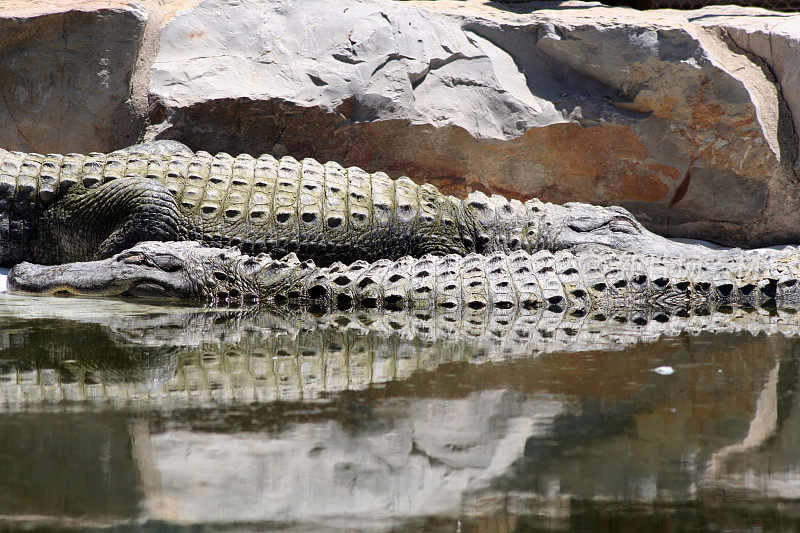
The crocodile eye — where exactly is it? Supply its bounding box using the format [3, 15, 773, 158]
[567, 214, 640, 234]
[118, 251, 148, 265]
[609, 217, 639, 234]
[150, 253, 184, 272]
[116, 251, 183, 272]
[567, 217, 606, 233]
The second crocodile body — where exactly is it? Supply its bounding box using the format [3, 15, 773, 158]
[9, 241, 800, 313]
[0, 146, 707, 267]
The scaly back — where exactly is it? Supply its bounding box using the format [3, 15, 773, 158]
[0, 148, 475, 265]
[166, 152, 471, 263]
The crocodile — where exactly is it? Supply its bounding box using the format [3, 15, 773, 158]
[8, 240, 800, 313]
[0, 143, 710, 268]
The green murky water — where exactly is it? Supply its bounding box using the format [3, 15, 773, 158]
[1, 287, 800, 531]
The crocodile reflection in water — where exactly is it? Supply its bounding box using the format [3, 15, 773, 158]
[3, 291, 800, 406]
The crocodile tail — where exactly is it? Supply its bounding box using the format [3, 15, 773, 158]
[261, 247, 800, 313]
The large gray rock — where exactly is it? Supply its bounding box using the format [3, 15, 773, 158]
[685, 6, 800, 172]
[149, 0, 800, 247]
[0, 2, 149, 153]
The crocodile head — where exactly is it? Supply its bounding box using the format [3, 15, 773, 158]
[7, 241, 310, 302]
[539, 203, 712, 256]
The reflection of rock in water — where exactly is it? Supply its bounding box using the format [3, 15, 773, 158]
[702, 348, 800, 500]
[135, 335, 800, 529]
[4, 294, 800, 528]
[0, 412, 144, 526]
[465, 338, 800, 530]
[3, 291, 800, 407]
[142, 390, 563, 527]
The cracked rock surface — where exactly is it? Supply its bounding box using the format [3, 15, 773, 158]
[685, 6, 800, 171]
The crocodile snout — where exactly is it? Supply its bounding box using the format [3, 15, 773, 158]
[9, 261, 112, 295]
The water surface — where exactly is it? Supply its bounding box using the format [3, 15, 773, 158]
[1, 291, 800, 531]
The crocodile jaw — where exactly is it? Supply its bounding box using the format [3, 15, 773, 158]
[8, 256, 194, 299]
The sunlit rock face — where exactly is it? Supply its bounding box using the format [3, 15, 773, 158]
[686, 6, 800, 174]
[0, 2, 149, 153]
[149, 0, 800, 247]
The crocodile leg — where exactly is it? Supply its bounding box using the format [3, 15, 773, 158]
[36, 177, 183, 263]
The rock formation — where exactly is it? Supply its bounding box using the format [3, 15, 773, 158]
[0, 1, 150, 152]
[2, 0, 800, 247]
